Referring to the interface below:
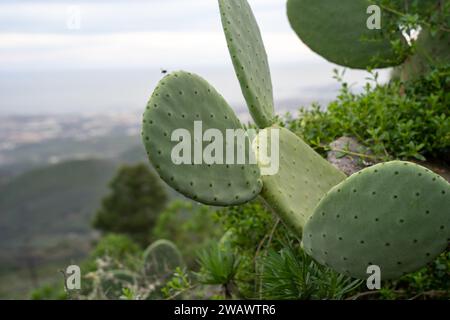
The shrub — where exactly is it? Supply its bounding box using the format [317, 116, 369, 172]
[152, 201, 222, 267]
[93, 164, 168, 246]
[261, 245, 362, 300]
[286, 66, 450, 161]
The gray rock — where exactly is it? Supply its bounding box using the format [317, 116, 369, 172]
[327, 136, 374, 176]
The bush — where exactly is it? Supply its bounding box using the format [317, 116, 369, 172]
[261, 245, 362, 300]
[93, 164, 168, 246]
[196, 243, 240, 299]
[90, 234, 141, 264]
[286, 66, 450, 161]
[30, 284, 67, 300]
[152, 201, 222, 267]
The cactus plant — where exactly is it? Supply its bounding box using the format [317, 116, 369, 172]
[219, 0, 275, 128]
[303, 161, 450, 279]
[143, 239, 184, 278]
[142, 71, 262, 206]
[94, 240, 184, 300]
[287, 0, 449, 75]
[255, 127, 346, 234]
[141, 0, 450, 281]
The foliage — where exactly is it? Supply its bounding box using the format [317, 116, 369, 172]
[380, 250, 450, 300]
[214, 201, 279, 251]
[88, 238, 185, 300]
[120, 287, 137, 300]
[214, 200, 289, 298]
[88, 235, 141, 273]
[30, 283, 67, 300]
[286, 66, 450, 161]
[93, 163, 168, 246]
[152, 201, 221, 266]
[261, 245, 362, 300]
[0, 159, 117, 248]
[196, 243, 240, 288]
[161, 267, 192, 299]
[376, 0, 450, 38]
[90, 234, 141, 264]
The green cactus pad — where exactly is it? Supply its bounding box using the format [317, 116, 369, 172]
[303, 161, 450, 280]
[256, 127, 346, 234]
[142, 71, 262, 206]
[219, 0, 275, 128]
[287, 0, 407, 69]
[143, 239, 183, 277]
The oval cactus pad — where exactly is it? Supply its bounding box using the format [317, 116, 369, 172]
[256, 127, 346, 234]
[219, 0, 275, 128]
[143, 239, 183, 277]
[142, 71, 262, 206]
[287, 0, 407, 69]
[303, 161, 450, 279]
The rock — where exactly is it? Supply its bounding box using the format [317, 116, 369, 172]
[327, 136, 374, 176]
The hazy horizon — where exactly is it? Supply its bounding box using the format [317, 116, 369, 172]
[0, 0, 391, 116]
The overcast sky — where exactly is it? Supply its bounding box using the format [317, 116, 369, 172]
[0, 0, 390, 116]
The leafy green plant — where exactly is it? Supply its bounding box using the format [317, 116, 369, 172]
[30, 284, 67, 300]
[90, 234, 141, 265]
[287, 65, 450, 161]
[153, 201, 222, 266]
[93, 164, 168, 246]
[381, 250, 450, 300]
[261, 245, 362, 300]
[214, 200, 284, 298]
[161, 267, 192, 299]
[196, 243, 240, 298]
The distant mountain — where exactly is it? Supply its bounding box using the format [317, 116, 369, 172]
[0, 159, 118, 249]
[0, 142, 185, 272]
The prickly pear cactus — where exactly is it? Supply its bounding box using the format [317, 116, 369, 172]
[303, 161, 450, 279]
[143, 239, 183, 278]
[142, 71, 262, 206]
[254, 127, 346, 234]
[219, 0, 275, 128]
[141, 0, 449, 282]
[287, 0, 407, 69]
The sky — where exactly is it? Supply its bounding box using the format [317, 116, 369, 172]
[0, 0, 391, 117]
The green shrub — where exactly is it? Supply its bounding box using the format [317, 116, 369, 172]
[93, 164, 168, 246]
[381, 250, 450, 300]
[152, 201, 222, 267]
[90, 234, 141, 264]
[286, 66, 450, 161]
[261, 245, 362, 300]
[196, 243, 240, 298]
[30, 284, 67, 300]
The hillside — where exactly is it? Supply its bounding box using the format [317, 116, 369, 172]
[0, 159, 118, 249]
